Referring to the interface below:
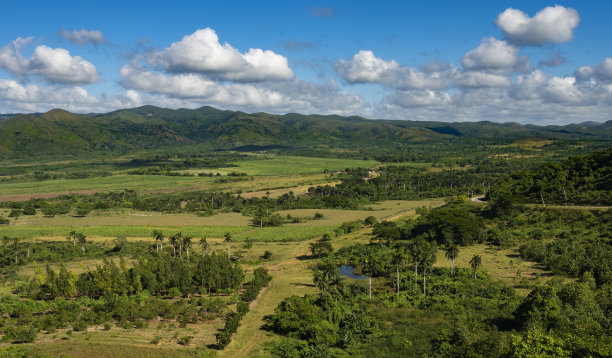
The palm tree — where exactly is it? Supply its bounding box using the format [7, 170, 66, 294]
[199, 237, 209, 254]
[67, 229, 78, 246]
[183, 236, 192, 260]
[152, 230, 163, 252]
[175, 232, 184, 258]
[224, 232, 232, 259]
[168, 234, 179, 257]
[392, 245, 407, 296]
[470, 255, 482, 279]
[445, 243, 459, 276]
[408, 237, 426, 291]
[76, 233, 87, 253]
[422, 242, 437, 296]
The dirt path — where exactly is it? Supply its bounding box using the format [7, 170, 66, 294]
[218, 240, 313, 358]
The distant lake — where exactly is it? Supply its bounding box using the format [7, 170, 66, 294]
[339, 265, 370, 280]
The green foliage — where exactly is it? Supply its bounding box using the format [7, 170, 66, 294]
[493, 148, 612, 205]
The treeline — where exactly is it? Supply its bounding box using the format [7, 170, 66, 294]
[27, 253, 243, 300]
[492, 147, 612, 205]
[216, 267, 272, 349]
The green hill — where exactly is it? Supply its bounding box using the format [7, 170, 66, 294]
[492, 148, 612, 205]
[0, 106, 611, 158]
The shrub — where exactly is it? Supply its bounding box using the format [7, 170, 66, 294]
[150, 335, 162, 345]
[178, 335, 193, 345]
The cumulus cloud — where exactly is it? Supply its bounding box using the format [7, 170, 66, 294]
[461, 37, 531, 73]
[495, 5, 580, 46]
[59, 28, 106, 46]
[0, 78, 99, 112]
[455, 71, 511, 88]
[385, 89, 451, 108]
[510, 70, 594, 105]
[0, 38, 99, 85]
[575, 58, 612, 83]
[120, 62, 365, 114]
[335, 50, 454, 89]
[147, 28, 293, 82]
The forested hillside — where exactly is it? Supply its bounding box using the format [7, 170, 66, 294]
[492, 148, 612, 205]
[1, 105, 611, 158]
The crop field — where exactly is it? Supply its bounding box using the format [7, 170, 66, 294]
[215, 155, 379, 175]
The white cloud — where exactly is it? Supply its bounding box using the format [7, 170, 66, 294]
[510, 70, 594, 105]
[335, 50, 455, 89]
[575, 58, 612, 83]
[0, 78, 99, 112]
[461, 37, 531, 73]
[59, 28, 106, 46]
[385, 89, 451, 107]
[455, 71, 511, 88]
[147, 28, 293, 82]
[120, 62, 365, 114]
[0, 38, 100, 85]
[495, 5, 580, 46]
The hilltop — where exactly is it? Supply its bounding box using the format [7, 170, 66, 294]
[0, 105, 611, 158]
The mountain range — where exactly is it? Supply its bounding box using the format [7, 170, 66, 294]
[1, 106, 611, 157]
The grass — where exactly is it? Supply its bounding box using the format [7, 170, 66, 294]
[7, 210, 253, 227]
[2, 225, 251, 240]
[433, 243, 574, 296]
[235, 225, 335, 242]
[216, 155, 379, 175]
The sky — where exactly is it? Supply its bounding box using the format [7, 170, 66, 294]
[0, 1, 611, 124]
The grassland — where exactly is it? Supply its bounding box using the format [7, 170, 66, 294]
[0, 155, 377, 201]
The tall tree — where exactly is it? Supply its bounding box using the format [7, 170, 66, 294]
[445, 242, 459, 275]
[199, 237, 209, 254]
[152, 230, 163, 252]
[408, 236, 426, 291]
[421, 242, 437, 296]
[183, 236, 192, 260]
[67, 229, 78, 246]
[224, 232, 232, 259]
[76, 233, 87, 254]
[392, 244, 408, 296]
[169, 234, 178, 257]
[470, 255, 482, 279]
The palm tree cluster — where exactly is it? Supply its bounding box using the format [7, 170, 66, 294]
[67, 230, 87, 253]
[150, 231, 206, 260]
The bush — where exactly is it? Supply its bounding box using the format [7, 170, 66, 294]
[151, 335, 162, 345]
[0, 216, 9, 225]
[167, 287, 181, 298]
[178, 336, 193, 345]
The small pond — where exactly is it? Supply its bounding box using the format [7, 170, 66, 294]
[339, 265, 370, 280]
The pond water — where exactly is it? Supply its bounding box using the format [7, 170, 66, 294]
[339, 265, 370, 280]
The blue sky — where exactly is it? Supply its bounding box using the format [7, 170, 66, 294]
[0, 1, 611, 124]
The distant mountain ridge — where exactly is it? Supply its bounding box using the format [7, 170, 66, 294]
[0, 105, 610, 157]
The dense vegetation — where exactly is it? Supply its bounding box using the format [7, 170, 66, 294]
[1, 106, 611, 159]
[492, 148, 612, 205]
[265, 200, 612, 357]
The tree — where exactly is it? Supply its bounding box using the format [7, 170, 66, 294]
[67, 229, 78, 246]
[392, 244, 408, 296]
[470, 255, 482, 279]
[445, 243, 459, 275]
[421, 242, 437, 296]
[408, 236, 427, 291]
[224, 232, 232, 259]
[152, 230, 164, 252]
[169, 233, 179, 257]
[183, 236, 192, 260]
[199, 237, 209, 254]
[76, 233, 87, 253]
